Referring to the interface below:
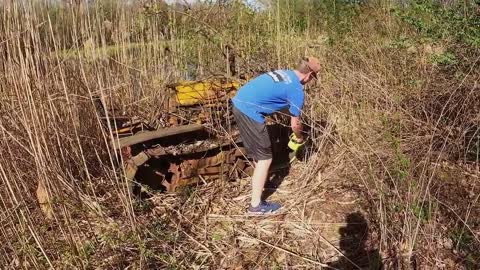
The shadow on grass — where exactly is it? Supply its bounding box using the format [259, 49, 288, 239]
[328, 212, 383, 270]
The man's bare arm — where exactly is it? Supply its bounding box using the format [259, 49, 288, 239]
[290, 116, 303, 142]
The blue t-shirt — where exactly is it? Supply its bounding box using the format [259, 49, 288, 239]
[232, 69, 304, 123]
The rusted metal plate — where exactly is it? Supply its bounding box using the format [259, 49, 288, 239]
[162, 148, 247, 192]
[112, 124, 204, 149]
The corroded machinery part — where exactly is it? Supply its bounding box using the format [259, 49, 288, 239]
[121, 142, 251, 193]
[93, 78, 249, 194]
[164, 147, 251, 192]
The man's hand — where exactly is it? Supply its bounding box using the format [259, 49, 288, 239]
[288, 133, 305, 152]
[290, 116, 303, 141]
[291, 134, 304, 144]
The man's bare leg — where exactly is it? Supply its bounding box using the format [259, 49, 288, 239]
[250, 158, 272, 207]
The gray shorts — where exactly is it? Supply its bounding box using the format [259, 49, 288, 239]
[232, 106, 272, 161]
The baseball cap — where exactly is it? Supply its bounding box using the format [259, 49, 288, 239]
[303, 56, 320, 78]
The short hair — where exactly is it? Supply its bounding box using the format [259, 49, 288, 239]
[296, 58, 311, 74]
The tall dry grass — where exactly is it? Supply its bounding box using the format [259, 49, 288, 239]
[1, 0, 479, 268]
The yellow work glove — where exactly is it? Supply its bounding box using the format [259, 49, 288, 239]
[288, 133, 305, 152]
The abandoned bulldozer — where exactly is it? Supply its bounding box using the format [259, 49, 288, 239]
[94, 78, 255, 193]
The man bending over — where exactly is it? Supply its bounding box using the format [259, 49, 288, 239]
[232, 57, 320, 215]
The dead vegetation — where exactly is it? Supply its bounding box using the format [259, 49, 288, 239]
[1, 0, 479, 269]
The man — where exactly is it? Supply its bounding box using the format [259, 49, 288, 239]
[232, 57, 320, 215]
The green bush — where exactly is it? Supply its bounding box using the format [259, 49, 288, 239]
[392, 0, 480, 47]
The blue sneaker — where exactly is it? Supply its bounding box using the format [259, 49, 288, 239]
[247, 201, 281, 215]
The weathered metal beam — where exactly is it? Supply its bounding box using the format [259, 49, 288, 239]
[112, 124, 204, 149]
